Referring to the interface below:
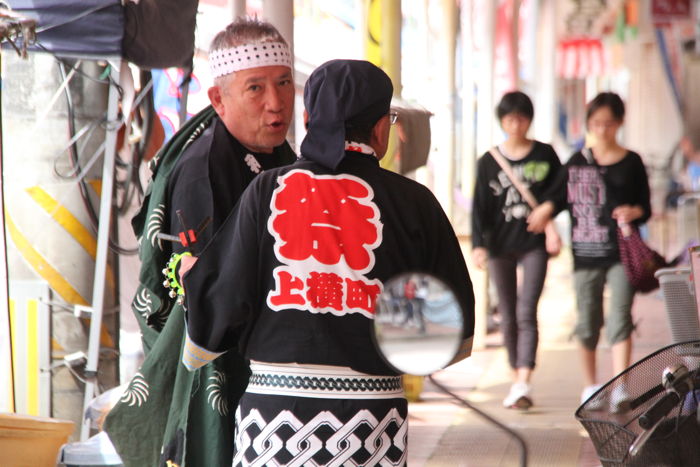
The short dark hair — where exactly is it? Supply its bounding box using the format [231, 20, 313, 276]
[344, 119, 380, 144]
[210, 17, 287, 52]
[586, 92, 625, 123]
[496, 91, 534, 121]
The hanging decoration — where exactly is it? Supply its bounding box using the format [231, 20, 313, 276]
[556, 0, 609, 79]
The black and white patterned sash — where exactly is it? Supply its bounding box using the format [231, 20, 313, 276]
[247, 361, 403, 399]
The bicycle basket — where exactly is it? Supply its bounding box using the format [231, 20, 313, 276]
[575, 340, 700, 466]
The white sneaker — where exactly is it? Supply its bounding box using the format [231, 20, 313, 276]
[580, 384, 603, 410]
[503, 382, 533, 410]
[610, 386, 632, 413]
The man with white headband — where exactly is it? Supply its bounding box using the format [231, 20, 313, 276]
[180, 59, 475, 466]
[104, 18, 296, 467]
[169, 18, 296, 247]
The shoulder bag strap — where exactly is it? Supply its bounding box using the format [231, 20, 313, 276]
[488, 146, 539, 209]
[582, 147, 595, 164]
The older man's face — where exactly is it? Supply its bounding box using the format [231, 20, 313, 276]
[209, 65, 294, 153]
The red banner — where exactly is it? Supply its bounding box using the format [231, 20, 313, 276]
[652, 0, 692, 24]
[493, 0, 517, 97]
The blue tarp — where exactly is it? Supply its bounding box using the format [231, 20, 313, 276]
[9, 0, 124, 57]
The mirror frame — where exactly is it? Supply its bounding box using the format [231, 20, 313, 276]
[371, 271, 467, 376]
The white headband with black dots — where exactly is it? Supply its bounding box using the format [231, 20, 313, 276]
[209, 42, 293, 78]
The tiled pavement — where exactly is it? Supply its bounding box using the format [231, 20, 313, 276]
[406, 250, 675, 466]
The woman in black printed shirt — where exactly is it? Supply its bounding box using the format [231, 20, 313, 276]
[537, 92, 651, 408]
[471, 91, 562, 410]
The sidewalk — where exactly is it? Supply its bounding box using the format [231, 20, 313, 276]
[406, 251, 673, 466]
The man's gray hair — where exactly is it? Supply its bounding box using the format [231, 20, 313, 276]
[210, 17, 287, 53]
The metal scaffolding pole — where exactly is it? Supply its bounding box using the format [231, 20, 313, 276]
[80, 60, 120, 441]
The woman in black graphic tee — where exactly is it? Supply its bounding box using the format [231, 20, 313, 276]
[471, 91, 562, 410]
[544, 92, 651, 407]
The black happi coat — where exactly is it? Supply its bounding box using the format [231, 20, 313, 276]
[184, 151, 475, 375]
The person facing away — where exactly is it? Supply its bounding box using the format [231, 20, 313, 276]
[179, 59, 475, 466]
[104, 17, 296, 467]
[543, 91, 651, 407]
[471, 90, 562, 410]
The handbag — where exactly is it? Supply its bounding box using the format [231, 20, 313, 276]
[616, 224, 667, 293]
[579, 148, 666, 293]
[488, 146, 560, 256]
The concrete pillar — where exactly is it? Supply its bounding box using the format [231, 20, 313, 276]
[381, 0, 402, 96]
[229, 0, 246, 19]
[363, 0, 401, 92]
[474, 0, 498, 154]
[459, 0, 496, 350]
[263, 0, 294, 49]
[363, 0, 402, 172]
[262, 0, 295, 146]
[511, 0, 521, 87]
[430, 0, 458, 219]
[533, 0, 558, 143]
[459, 0, 477, 201]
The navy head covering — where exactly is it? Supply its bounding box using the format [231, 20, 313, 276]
[301, 59, 394, 170]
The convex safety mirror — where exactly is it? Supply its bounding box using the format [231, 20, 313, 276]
[373, 273, 466, 375]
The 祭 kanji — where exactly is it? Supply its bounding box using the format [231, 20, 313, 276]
[269, 170, 382, 272]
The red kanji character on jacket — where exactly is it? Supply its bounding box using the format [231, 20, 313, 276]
[269, 170, 381, 272]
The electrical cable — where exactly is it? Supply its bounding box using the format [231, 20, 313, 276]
[114, 71, 154, 216]
[58, 60, 101, 224]
[57, 59, 139, 255]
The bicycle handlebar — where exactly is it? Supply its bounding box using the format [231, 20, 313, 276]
[629, 367, 695, 458]
[638, 391, 682, 430]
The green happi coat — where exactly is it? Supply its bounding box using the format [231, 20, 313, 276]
[104, 105, 295, 466]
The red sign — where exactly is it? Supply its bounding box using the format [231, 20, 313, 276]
[652, 0, 692, 23]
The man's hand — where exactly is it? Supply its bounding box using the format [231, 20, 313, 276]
[471, 247, 488, 270]
[527, 201, 554, 233]
[179, 255, 199, 286]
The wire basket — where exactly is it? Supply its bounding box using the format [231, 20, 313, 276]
[575, 340, 700, 466]
[655, 267, 700, 344]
